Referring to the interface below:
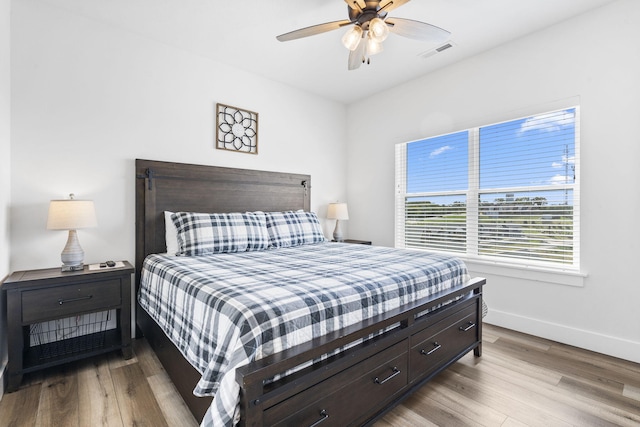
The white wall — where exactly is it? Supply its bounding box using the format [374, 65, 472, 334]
[10, 0, 348, 272]
[347, 0, 640, 362]
[0, 0, 10, 401]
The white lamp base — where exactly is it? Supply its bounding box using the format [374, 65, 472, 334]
[60, 229, 85, 271]
[333, 219, 344, 242]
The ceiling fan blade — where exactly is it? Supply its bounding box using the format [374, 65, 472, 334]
[379, 0, 411, 13]
[385, 17, 450, 43]
[344, 0, 366, 11]
[348, 38, 366, 70]
[277, 19, 353, 42]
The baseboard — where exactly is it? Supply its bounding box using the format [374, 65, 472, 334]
[485, 309, 640, 364]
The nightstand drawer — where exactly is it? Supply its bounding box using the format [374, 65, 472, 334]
[22, 279, 122, 323]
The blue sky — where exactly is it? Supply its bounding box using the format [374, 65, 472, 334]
[406, 108, 576, 205]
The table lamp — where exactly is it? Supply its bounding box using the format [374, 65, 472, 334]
[47, 193, 97, 271]
[327, 202, 349, 242]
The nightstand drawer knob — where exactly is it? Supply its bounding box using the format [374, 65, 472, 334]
[58, 295, 93, 305]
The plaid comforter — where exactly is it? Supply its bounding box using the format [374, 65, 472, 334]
[138, 242, 469, 426]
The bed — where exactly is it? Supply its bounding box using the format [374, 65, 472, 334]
[135, 159, 485, 427]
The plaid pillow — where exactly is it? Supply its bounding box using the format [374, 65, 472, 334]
[172, 211, 269, 256]
[265, 210, 327, 248]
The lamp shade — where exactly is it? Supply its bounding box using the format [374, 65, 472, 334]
[47, 198, 97, 230]
[342, 25, 363, 51]
[366, 36, 384, 56]
[368, 17, 389, 43]
[327, 202, 349, 220]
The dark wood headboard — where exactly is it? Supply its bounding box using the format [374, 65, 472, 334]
[134, 159, 311, 287]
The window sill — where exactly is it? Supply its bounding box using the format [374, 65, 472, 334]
[463, 258, 587, 287]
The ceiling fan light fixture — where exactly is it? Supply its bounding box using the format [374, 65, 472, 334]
[368, 17, 389, 43]
[366, 36, 384, 56]
[277, 0, 451, 71]
[342, 25, 363, 51]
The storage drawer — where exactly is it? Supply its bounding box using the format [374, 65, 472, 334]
[410, 301, 476, 348]
[410, 303, 478, 380]
[264, 340, 408, 427]
[22, 279, 122, 323]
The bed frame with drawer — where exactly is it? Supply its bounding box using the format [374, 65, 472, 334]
[135, 158, 485, 426]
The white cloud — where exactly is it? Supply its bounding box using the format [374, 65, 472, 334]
[550, 174, 572, 185]
[519, 109, 575, 135]
[552, 155, 575, 169]
[430, 145, 453, 158]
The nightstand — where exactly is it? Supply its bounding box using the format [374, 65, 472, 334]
[334, 239, 372, 245]
[2, 261, 134, 392]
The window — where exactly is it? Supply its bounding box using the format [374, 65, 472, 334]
[395, 107, 579, 270]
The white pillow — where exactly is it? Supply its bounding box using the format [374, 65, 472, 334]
[164, 211, 180, 255]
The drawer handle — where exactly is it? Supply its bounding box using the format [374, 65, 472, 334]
[421, 342, 442, 356]
[374, 366, 401, 385]
[459, 322, 476, 332]
[58, 295, 93, 305]
[308, 409, 329, 427]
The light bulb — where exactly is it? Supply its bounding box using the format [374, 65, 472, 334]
[366, 35, 383, 56]
[342, 25, 363, 51]
[368, 17, 389, 43]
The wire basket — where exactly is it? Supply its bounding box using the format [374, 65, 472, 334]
[29, 310, 112, 360]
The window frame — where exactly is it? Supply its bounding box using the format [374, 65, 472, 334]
[396, 107, 581, 275]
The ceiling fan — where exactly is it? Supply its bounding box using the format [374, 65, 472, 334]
[276, 0, 451, 70]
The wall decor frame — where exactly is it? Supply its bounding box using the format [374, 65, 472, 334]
[216, 103, 259, 154]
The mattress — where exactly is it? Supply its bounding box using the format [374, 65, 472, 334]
[138, 241, 469, 426]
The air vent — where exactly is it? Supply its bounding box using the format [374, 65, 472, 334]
[418, 41, 455, 59]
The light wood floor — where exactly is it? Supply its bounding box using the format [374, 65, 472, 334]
[1, 324, 639, 426]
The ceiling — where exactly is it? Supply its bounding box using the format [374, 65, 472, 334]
[38, 0, 619, 104]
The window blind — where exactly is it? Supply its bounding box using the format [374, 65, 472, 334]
[396, 107, 580, 269]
